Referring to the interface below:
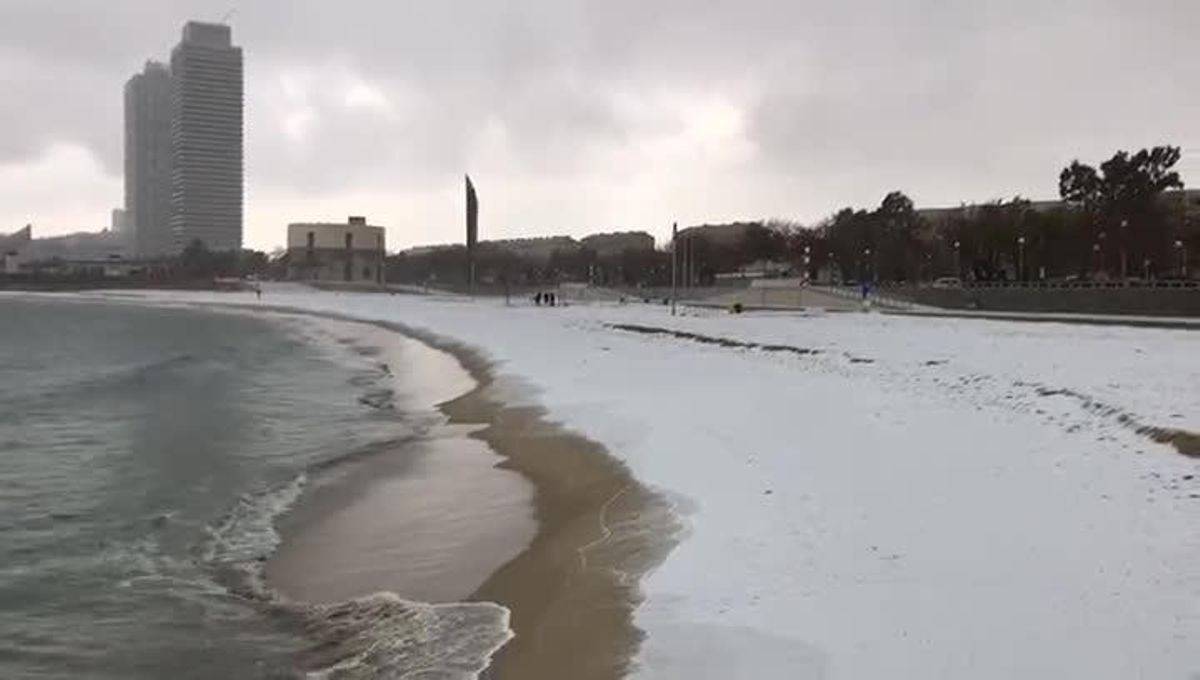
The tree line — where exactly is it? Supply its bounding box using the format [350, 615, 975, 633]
[387, 146, 1194, 289]
[793, 145, 1194, 283]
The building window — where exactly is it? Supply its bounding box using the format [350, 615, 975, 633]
[307, 231, 315, 249]
[345, 233, 353, 249]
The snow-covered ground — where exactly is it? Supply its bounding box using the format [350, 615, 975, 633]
[96, 287, 1200, 678]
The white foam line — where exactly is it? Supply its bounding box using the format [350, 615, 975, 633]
[577, 484, 629, 571]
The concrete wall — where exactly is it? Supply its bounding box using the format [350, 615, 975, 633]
[288, 223, 386, 250]
[287, 248, 383, 284]
[890, 284, 1200, 317]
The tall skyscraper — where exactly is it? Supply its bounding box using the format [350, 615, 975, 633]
[123, 61, 172, 257]
[169, 21, 243, 253]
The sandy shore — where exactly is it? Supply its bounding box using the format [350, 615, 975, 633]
[79, 289, 1200, 678]
[261, 310, 680, 679]
[444, 346, 680, 680]
[264, 319, 538, 605]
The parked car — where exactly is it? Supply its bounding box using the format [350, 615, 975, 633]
[931, 277, 962, 289]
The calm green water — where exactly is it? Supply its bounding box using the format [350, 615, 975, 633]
[0, 297, 500, 679]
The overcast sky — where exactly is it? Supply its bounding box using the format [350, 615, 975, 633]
[1, 0, 1198, 250]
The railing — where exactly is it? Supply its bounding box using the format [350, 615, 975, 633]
[954, 280, 1198, 291]
[858, 280, 1199, 292]
[809, 284, 930, 311]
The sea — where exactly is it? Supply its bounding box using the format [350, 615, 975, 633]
[0, 296, 510, 679]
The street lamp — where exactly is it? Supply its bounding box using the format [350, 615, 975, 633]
[1177, 240, 1188, 278]
[802, 245, 811, 282]
[1017, 236, 1026, 282]
[1119, 219, 1129, 279]
[953, 240, 961, 278]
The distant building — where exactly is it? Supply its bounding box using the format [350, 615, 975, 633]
[1161, 188, 1200, 220]
[677, 222, 760, 246]
[25, 230, 128, 262]
[916, 189, 1200, 226]
[169, 22, 244, 253]
[404, 236, 582, 261]
[1, 225, 33, 274]
[287, 217, 386, 284]
[486, 236, 579, 261]
[404, 244, 459, 257]
[714, 259, 791, 281]
[1, 225, 128, 273]
[124, 60, 173, 257]
[580, 231, 655, 256]
[111, 208, 131, 243]
[401, 230, 652, 261]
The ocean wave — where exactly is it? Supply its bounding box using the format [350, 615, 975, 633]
[296, 594, 511, 680]
[199, 455, 512, 679]
[85, 354, 207, 388]
[9, 354, 214, 413]
[200, 473, 308, 599]
[186, 314, 512, 677]
[358, 387, 397, 411]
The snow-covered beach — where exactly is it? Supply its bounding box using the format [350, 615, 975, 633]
[104, 287, 1200, 678]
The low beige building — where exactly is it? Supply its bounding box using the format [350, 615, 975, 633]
[287, 216, 386, 284]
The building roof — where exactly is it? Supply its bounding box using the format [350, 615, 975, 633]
[916, 188, 1200, 222]
[0, 225, 32, 255]
[677, 222, 761, 245]
[288, 217, 385, 230]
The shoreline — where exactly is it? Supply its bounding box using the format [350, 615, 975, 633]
[261, 316, 537, 606]
[18, 289, 1200, 677]
[199, 303, 683, 678]
[428, 328, 681, 679]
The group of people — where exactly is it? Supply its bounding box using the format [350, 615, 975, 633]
[533, 291, 559, 306]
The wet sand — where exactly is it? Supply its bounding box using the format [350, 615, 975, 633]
[260, 310, 681, 679]
[265, 319, 538, 605]
[449, 363, 680, 680]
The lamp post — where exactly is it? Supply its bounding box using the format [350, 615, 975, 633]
[670, 222, 678, 316]
[1177, 239, 1188, 278]
[1119, 219, 1128, 280]
[953, 240, 961, 278]
[862, 247, 872, 283]
[1017, 236, 1026, 282]
[803, 245, 811, 282]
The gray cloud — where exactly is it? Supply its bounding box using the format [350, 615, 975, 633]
[3, 0, 1200, 243]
